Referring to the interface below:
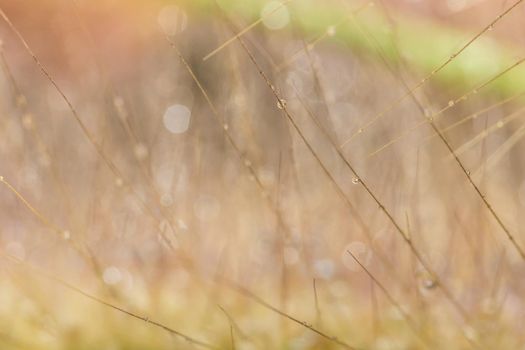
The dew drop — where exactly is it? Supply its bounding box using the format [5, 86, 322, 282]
[177, 218, 188, 230]
[261, 1, 290, 30]
[133, 143, 149, 160]
[352, 177, 360, 185]
[113, 96, 128, 120]
[421, 278, 437, 290]
[313, 259, 335, 280]
[113, 96, 124, 108]
[415, 265, 440, 293]
[357, 128, 363, 134]
[497, 121, 504, 128]
[103, 266, 122, 285]
[326, 25, 336, 37]
[163, 104, 191, 134]
[223, 123, 229, 131]
[259, 168, 276, 187]
[62, 230, 71, 240]
[448, 100, 455, 107]
[115, 178, 124, 187]
[463, 326, 478, 341]
[21, 113, 34, 130]
[277, 99, 287, 110]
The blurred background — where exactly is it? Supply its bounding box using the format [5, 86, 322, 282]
[1, 0, 525, 349]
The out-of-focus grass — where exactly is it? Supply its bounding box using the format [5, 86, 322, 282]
[1, 1, 525, 349]
[186, 0, 525, 97]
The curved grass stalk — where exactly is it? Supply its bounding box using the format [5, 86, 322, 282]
[422, 92, 525, 144]
[1, 252, 218, 350]
[450, 107, 525, 159]
[367, 58, 525, 158]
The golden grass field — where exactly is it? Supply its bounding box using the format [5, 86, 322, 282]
[1, 0, 525, 349]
